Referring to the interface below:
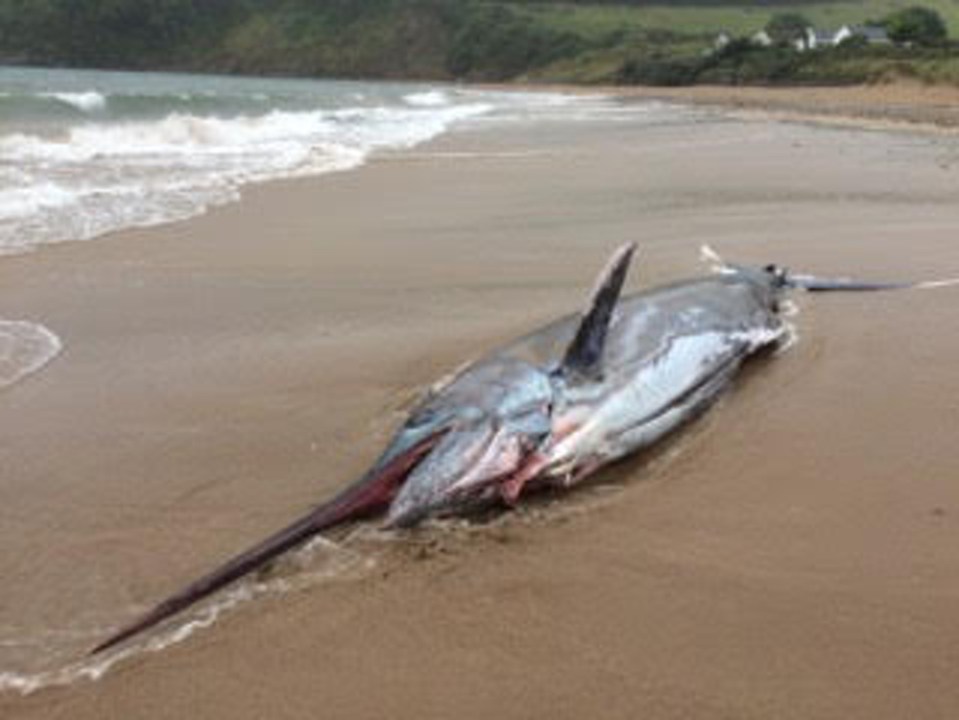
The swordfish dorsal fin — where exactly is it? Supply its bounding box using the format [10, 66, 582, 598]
[560, 242, 637, 379]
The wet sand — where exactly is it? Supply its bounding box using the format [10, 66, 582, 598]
[3, 99, 959, 718]
[618, 83, 959, 130]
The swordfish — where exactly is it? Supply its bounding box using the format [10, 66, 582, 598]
[91, 243, 901, 654]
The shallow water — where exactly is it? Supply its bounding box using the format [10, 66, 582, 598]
[0, 68, 699, 257]
[0, 69, 494, 255]
[0, 68, 702, 391]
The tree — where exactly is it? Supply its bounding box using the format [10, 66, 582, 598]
[882, 6, 948, 46]
[765, 12, 811, 46]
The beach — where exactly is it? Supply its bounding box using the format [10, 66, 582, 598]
[3, 87, 959, 719]
[618, 82, 959, 130]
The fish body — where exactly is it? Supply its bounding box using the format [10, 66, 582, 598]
[387, 270, 784, 525]
[95, 244, 903, 654]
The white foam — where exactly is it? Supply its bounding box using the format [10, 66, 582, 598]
[0, 535, 373, 696]
[39, 91, 107, 112]
[0, 321, 62, 389]
[1, 103, 491, 165]
[0, 183, 78, 221]
[467, 92, 699, 126]
[0, 100, 492, 253]
[404, 90, 450, 107]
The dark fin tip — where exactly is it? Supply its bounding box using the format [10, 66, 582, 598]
[561, 242, 637, 378]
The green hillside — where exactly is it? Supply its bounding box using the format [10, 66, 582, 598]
[0, 1, 956, 85]
[507, 0, 959, 37]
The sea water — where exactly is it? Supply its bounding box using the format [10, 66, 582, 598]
[0, 69, 496, 255]
[0, 68, 698, 392]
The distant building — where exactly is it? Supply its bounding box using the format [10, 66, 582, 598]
[801, 27, 837, 51]
[711, 24, 890, 55]
[833, 24, 891, 45]
[751, 30, 773, 47]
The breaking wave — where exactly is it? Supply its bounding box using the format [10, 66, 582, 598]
[0, 69, 497, 254]
[404, 89, 451, 107]
[39, 91, 107, 112]
[0, 68, 697, 257]
[0, 102, 492, 253]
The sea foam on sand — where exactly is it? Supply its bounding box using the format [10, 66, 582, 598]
[0, 320, 62, 389]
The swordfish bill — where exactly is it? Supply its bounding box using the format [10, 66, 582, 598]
[89, 430, 446, 655]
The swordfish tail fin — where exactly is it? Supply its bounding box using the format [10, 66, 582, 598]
[786, 269, 959, 292]
[90, 431, 444, 656]
[698, 246, 950, 293]
[912, 277, 959, 290]
[785, 272, 913, 292]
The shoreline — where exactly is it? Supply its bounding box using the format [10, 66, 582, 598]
[618, 82, 959, 133]
[3, 85, 959, 719]
[491, 80, 959, 133]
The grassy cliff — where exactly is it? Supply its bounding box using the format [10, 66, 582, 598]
[0, 1, 957, 85]
[0, 1, 592, 80]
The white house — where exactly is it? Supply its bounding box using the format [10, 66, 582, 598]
[833, 24, 891, 45]
[751, 29, 773, 47]
[711, 23, 891, 55]
[714, 31, 732, 51]
[801, 27, 838, 51]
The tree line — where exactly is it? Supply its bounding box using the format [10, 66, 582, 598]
[0, 1, 954, 85]
[0, 0, 593, 79]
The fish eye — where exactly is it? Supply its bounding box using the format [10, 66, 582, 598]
[763, 264, 789, 286]
[408, 408, 436, 427]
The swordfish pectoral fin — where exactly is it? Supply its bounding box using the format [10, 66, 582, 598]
[560, 242, 637, 379]
[89, 430, 446, 656]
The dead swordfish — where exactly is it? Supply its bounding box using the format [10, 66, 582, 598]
[91, 243, 910, 654]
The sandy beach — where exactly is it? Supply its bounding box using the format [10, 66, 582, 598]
[3, 90, 959, 719]
[618, 82, 959, 131]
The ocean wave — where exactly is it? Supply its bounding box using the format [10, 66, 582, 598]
[0, 89, 285, 124]
[0, 99, 492, 253]
[0, 321, 62, 389]
[39, 91, 107, 113]
[0, 101, 492, 165]
[0, 72, 666, 257]
[1, 110, 337, 161]
[404, 89, 450, 107]
[0, 182, 78, 221]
